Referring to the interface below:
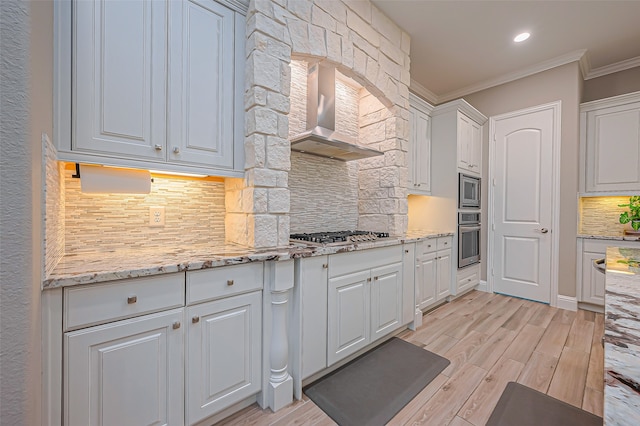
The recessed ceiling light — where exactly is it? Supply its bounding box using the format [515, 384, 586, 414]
[514, 32, 530, 43]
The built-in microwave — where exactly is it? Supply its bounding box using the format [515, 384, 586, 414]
[459, 173, 481, 209]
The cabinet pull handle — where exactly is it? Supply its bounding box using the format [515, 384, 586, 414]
[173, 147, 180, 154]
[405, 249, 409, 253]
[127, 296, 137, 304]
[154, 144, 163, 151]
[367, 277, 372, 282]
[227, 280, 234, 286]
[192, 316, 200, 324]
[374, 276, 379, 280]
[172, 321, 181, 330]
[322, 263, 328, 269]
[428, 244, 432, 248]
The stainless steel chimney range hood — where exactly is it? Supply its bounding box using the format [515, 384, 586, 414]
[289, 62, 383, 162]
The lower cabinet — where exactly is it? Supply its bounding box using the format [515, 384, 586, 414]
[64, 308, 185, 426]
[455, 262, 478, 296]
[186, 291, 262, 425]
[416, 237, 452, 312]
[327, 246, 403, 366]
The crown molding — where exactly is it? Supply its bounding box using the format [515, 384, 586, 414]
[431, 98, 487, 125]
[585, 55, 640, 80]
[409, 78, 439, 104]
[435, 49, 588, 104]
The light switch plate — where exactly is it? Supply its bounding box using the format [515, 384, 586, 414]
[149, 206, 165, 227]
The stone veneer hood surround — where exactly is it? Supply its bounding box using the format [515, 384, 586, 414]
[225, 0, 412, 248]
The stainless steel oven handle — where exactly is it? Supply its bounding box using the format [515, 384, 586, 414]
[593, 258, 606, 274]
[459, 225, 481, 232]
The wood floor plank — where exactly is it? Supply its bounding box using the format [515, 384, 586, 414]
[424, 333, 459, 356]
[535, 320, 571, 358]
[578, 309, 596, 322]
[442, 331, 489, 377]
[501, 323, 545, 364]
[216, 398, 310, 426]
[517, 351, 559, 393]
[501, 305, 536, 333]
[547, 347, 590, 407]
[586, 336, 604, 391]
[565, 316, 595, 353]
[446, 311, 492, 339]
[582, 387, 604, 417]
[480, 294, 513, 314]
[410, 311, 463, 345]
[527, 304, 558, 328]
[473, 298, 525, 335]
[552, 308, 577, 325]
[269, 400, 335, 426]
[389, 374, 448, 424]
[594, 312, 605, 337]
[404, 363, 488, 426]
[448, 416, 475, 426]
[452, 292, 494, 316]
[468, 327, 517, 371]
[459, 358, 525, 426]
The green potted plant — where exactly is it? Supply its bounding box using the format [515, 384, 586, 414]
[618, 196, 640, 233]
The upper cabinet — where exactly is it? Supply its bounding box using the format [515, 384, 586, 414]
[55, 0, 247, 177]
[408, 93, 434, 195]
[580, 91, 640, 193]
[457, 112, 482, 174]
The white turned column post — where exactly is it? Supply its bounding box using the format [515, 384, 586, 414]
[261, 259, 294, 412]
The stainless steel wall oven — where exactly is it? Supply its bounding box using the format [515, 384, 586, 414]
[458, 212, 481, 268]
[459, 173, 481, 209]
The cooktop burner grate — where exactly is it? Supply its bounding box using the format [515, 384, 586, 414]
[290, 230, 390, 245]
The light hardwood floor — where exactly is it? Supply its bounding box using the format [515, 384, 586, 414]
[218, 291, 604, 425]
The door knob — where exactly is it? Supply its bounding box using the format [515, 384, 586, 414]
[535, 228, 549, 234]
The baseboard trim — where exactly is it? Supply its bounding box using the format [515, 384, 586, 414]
[476, 280, 488, 293]
[556, 295, 578, 311]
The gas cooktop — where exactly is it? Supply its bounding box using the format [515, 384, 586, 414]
[290, 230, 390, 246]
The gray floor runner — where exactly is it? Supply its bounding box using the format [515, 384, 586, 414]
[304, 337, 450, 426]
[486, 381, 603, 426]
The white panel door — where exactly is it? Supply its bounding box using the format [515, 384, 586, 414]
[74, 0, 166, 160]
[327, 270, 371, 366]
[64, 309, 184, 426]
[437, 249, 452, 300]
[492, 107, 555, 303]
[300, 256, 329, 379]
[169, 0, 235, 168]
[186, 291, 261, 425]
[417, 252, 437, 310]
[586, 104, 640, 191]
[581, 251, 606, 305]
[370, 262, 403, 340]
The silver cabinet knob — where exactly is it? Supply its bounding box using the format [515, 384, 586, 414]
[127, 296, 137, 304]
[227, 279, 234, 286]
[154, 144, 163, 151]
[172, 321, 181, 330]
[535, 228, 549, 234]
[322, 263, 328, 269]
[173, 147, 180, 154]
[192, 316, 200, 324]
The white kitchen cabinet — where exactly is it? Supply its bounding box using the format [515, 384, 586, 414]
[415, 237, 452, 312]
[64, 308, 185, 426]
[455, 262, 478, 296]
[457, 112, 482, 174]
[186, 291, 262, 425]
[327, 246, 404, 366]
[580, 91, 640, 192]
[409, 93, 434, 194]
[56, 0, 246, 176]
[437, 248, 453, 299]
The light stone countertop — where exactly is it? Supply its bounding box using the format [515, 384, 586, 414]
[604, 247, 640, 425]
[578, 234, 640, 241]
[43, 230, 453, 289]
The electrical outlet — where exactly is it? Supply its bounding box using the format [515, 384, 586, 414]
[149, 206, 165, 227]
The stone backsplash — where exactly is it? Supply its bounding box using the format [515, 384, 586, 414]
[579, 196, 632, 236]
[43, 135, 65, 277]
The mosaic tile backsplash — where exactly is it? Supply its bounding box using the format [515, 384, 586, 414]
[63, 167, 226, 254]
[579, 196, 637, 236]
[43, 135, 65, 277]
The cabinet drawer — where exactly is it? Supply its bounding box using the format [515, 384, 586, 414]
[64, 273, 185, 331]
[437, 237, 453, 251]
[419, 238, 437, 255]
[457, 269, 479, 288]
[187, 262, 263, 305]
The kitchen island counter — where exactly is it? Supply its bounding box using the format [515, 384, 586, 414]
[44, 231, 454, 289]
[604, 246, 640, 424]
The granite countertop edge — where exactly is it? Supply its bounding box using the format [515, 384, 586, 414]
[43, 231, 454, 289]
[578, 234, 640, 241]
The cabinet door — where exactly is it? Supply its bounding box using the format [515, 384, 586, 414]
[74, 0, 166, 160]
[414, 110, 431, 192]
[327, 270, 371, 366]
[168, 0, 235, 169]
[470, 120, 482, 173]
[417, 252, 437, 310]
[186, 291, 261, 425]
[370, 262, 403, 341]
[457, 113, 472, 171]
[300, 256, 328, 379]
[437, 249, 452, 300]
[64, 309, 184, 426]
[586, 102, 640, 191]
[581, 251, 606, 305]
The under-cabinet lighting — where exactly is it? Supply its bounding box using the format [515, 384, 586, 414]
[514, 32, 530, 43]
[149, 170, 208, 178]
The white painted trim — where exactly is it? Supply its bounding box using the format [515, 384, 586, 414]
[431, 98, 487, 125]
[409, 92, 434, 114]
[487, 101, 562, 308]
[53, 0, 71, 153]
[585, 55, 640, 80]
[476, 280, 488, 293]
[409, 78, 439, 104]
[556, 295, 578, 312]
[42, 288, 63, 426]
[436, 50, 588, 104]
[579, 90, 640, 111]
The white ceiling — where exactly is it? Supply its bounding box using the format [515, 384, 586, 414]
[371, 0, 640, 103]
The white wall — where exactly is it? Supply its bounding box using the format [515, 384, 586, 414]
[0, 1, 52, 424]
[583, 66, 640, 102]
[463, 62, 582, 298]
